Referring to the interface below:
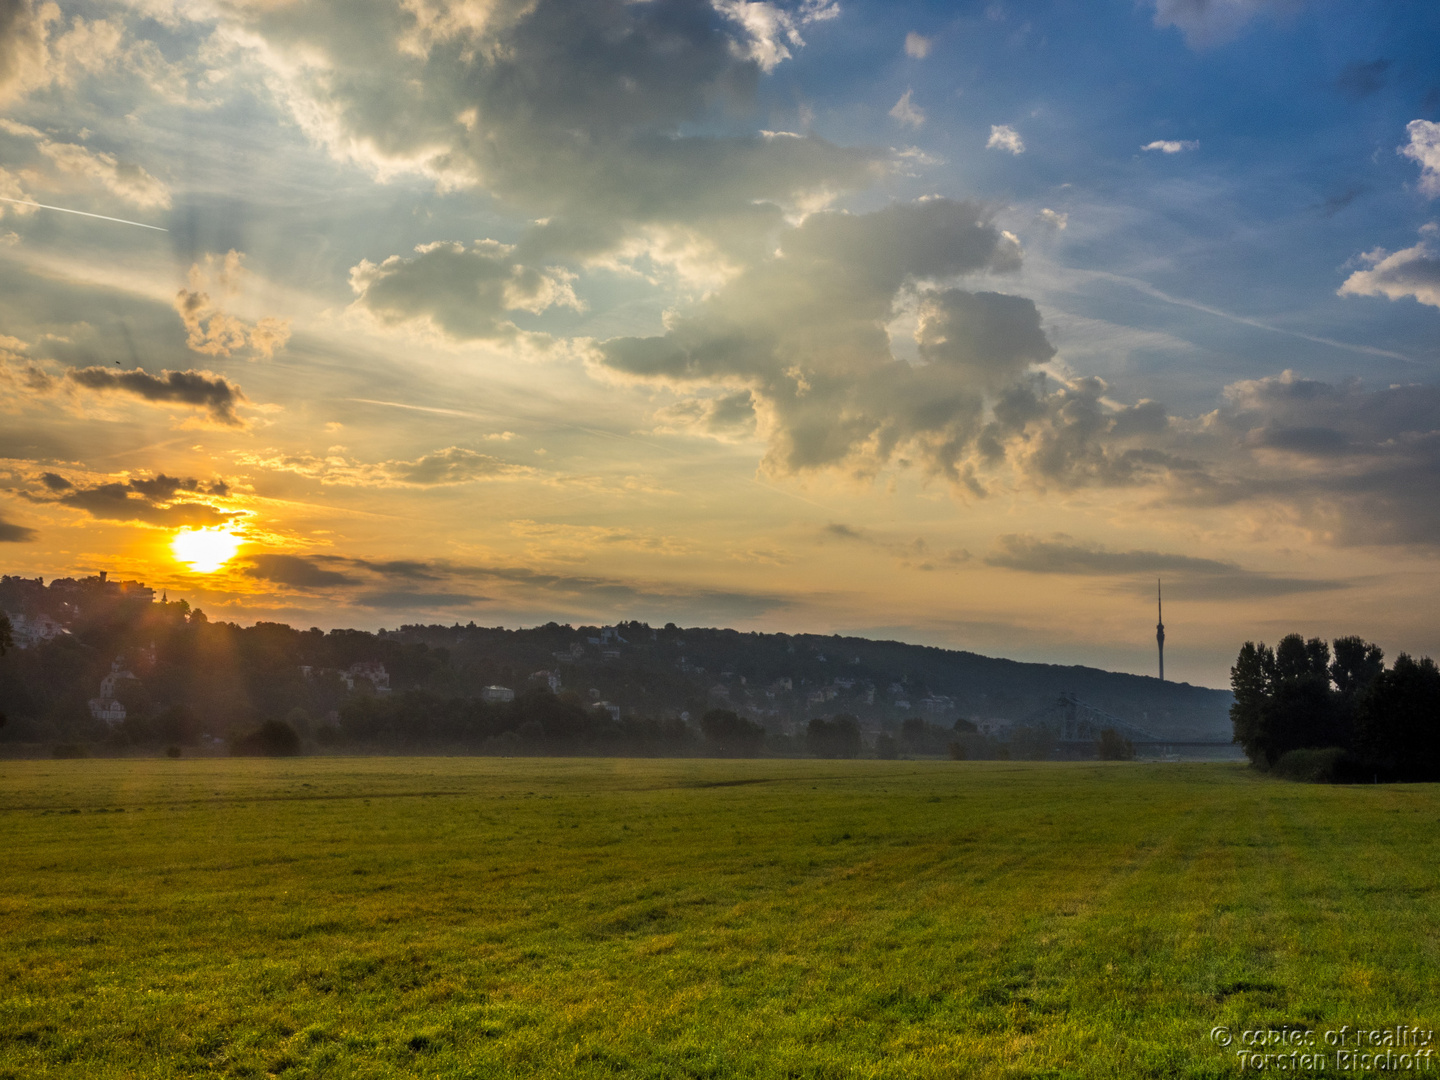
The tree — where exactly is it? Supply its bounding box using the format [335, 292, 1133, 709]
[700, 708, 765, 757]
[1096, 728, 1135, 760]
[1356, 654, 1440, 781]
[807, 715, 862, 759]
[1331, 636, 1384, 700]
[0, 612, 11, 656]
[232, 718, 302, 757]
[1231, 635, 1344, 767]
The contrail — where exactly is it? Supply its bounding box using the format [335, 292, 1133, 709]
[0, 195, 167, 232]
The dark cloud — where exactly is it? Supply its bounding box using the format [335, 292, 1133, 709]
[47, 480, 236, 528]
[245, 554, 358, 588]
[353, 590, 489, 609]
[239, 548, 788, 619]
[1335, 59, 1389, 99]
[1318, 185, 1364, 216]
[349, 240, 579, 342]
[985, 534, 1347, 599]
[986, 533, 1238, 576]
[66, 366, 248, 426]
[0, 513, 36, 541]
[26, 472, 237, 528]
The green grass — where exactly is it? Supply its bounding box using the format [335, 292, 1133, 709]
[1, 758, 1438, 1078]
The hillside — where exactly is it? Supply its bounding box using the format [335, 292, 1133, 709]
[0, 573, 1232, 749]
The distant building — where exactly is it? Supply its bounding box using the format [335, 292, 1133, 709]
[531, 669, 562, 692]
[89, 657, 137, 725]
[920, 695, 955, 719]
[340, 661, 391, 694]
[594, 701, 621, 721]
[4, 611, 65, 648]
[481, 685, 515, 704]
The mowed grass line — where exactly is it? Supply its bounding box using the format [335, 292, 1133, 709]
[0, 758, 1436, 1078]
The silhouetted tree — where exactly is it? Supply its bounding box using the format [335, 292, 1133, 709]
[1232, 635, 1346, 766]
[1356, 655, 1440, 781]
[1096, 728, 1135, 760]
[233, 718, 302, 757]
[700, 708, 765, 757]
[807, 714, 861, 759]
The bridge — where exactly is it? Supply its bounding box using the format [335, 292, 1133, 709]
[1020, 693, 1160, 744]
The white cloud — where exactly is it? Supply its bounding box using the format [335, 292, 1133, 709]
[904, 32, 931, 59]
[174, 251, 291, 358]
[987, 124, 1024, 155]
[1401, 120, 1440, 198]
[0, 117, 170, 209]
[1339, 228, 1440, 310]
[595, 198, 1044, 483]
[1142, 139, 1199, 154]
[889, 89, 925, 129]
[1037, 208, 1067, 230]
[1152, 0, 1301, 48]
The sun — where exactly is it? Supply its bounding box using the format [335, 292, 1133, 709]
[170, 527, 242, 573]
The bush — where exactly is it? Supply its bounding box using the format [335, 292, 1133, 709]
[947, 741, 967, 761]
[165, 745, 182, 758]
[52, 743, 88, 759]
[232, 719, 302, 757]
[1272, 746, 1363, 784]
[875, 733, 899, 759]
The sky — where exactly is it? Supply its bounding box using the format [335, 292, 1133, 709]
[0, 0, 1437, 687]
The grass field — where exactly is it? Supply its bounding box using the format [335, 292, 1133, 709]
[2, 758, 1438, 1078]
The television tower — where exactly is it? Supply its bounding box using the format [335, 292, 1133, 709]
[1156, 578, 1165, 682]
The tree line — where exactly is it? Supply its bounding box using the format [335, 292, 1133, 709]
[1231, 634, 1440, 781]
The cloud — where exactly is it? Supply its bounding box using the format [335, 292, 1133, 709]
[66, 366, 248, 426]
[246, 554, 358, 588]
[1335, 59, 1389, 99]
[221, 0, 881, 272]
[987, 124, 1024, 155]
[348, 239, 580, 343]
[33, 134, 170, 209]
[1141, 139, 1198, 154]
[1401, 120, 1440, 198]
[594, 197, 1048, 482]
[0, 512, 36, 541]
[889, 89, 924, 129]
[1175, 371, 1440, 546]
[904, 32, 931, 59]
[820, 522, 967, 571]
[353, 590, 488, 609]
[1152, 0, 1301, 48]
[241, 446, 539, 487]
[984, 533, 1346, 599]
[0, 13, 184, 128]
[652, 390, 757, 441]
[0, 0, 56, 105]
[239, 549, 787, 620]
[1339, 227, 1440, 309]
[1036, 208, 1067, 229]
[33, 472, 238, 529]
[174, 252, 291, 359]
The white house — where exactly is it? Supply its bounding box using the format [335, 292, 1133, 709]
[481, 685, 515, 704]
